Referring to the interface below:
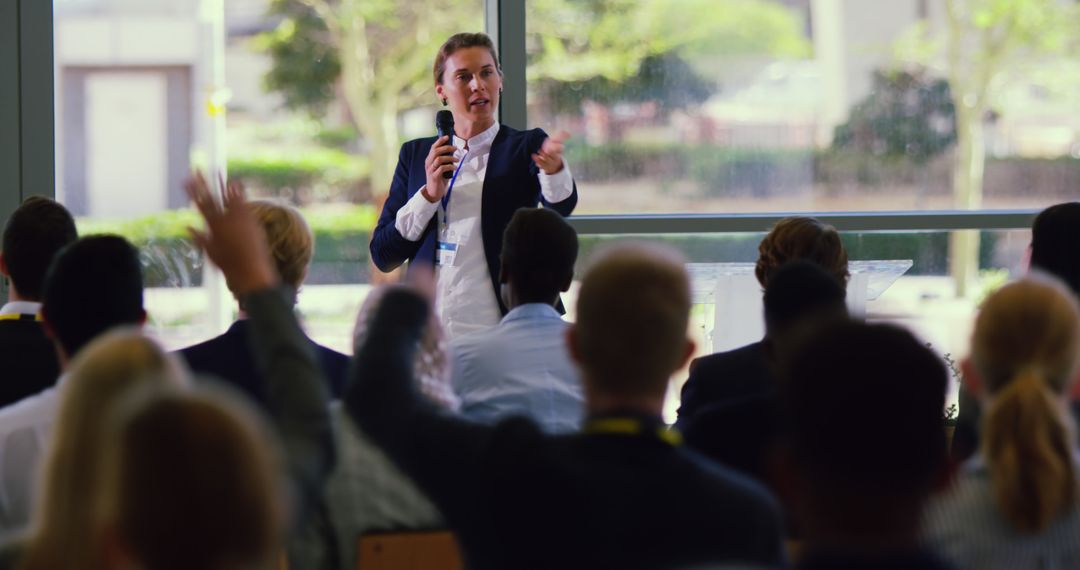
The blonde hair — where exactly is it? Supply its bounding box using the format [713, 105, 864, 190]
[575, 243, 691, 397]
[21, 330, 190, 570]
[96, 388, 285, 570]
[974, 278, 1080, 533]
[249, 199, 313, 292]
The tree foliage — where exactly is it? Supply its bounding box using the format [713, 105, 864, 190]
[832, 69, 956, 164]
[258, 0, 810, 194]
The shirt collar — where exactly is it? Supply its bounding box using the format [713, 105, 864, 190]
[453, 122, 501, 153]
[500, 303, 562, 324]
[0, 301, 42, 316]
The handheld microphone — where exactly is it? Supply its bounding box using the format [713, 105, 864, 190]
[435, 110, 455, 180]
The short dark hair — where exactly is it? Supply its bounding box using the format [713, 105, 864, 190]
[500, 208, 578, 304]
[755, 217, 849, 288]
[42, 235, 144, 358]
[780, 321, 947, 499]
[1031, 202, 1080, 297]
[433, 32, 501, 85]
[2, 196, 77, 300]
[763, 261, 847, 337]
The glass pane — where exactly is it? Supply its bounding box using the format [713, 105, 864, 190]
[54, 0, 483, 352]
[563, 229, 1030, 422]
[526, 1, 1080, 214]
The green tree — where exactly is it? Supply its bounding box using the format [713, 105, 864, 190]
[832, 69, 956, 164]
[897, 0, 1080, 297]
[260, 0, 809, 199]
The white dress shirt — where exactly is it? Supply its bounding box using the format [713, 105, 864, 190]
[0, 376, 63, 532]
[0, 301, 42, 317]
[449, 303, 584, 434]
[394, 123, 575, 338]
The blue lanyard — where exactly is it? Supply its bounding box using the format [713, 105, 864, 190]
[440, 147, 469, 226]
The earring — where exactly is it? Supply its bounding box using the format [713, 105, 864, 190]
[442, 98, 448, 106]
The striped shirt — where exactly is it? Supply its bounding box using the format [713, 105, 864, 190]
[923, 456, 1080, 570]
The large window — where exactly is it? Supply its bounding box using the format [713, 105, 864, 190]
[525, 0, 1080, 215]
[4, 1, 1060, 416]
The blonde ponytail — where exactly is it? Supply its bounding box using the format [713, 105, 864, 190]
[982, 368, 1076, 533]
[972, 278, 1080, 534]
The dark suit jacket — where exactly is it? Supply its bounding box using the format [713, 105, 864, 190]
[369, 125, 577, 315]
[676, 341, 773, 428]
[0, 317, 59, 409]
[347, 290, 785, 570]
[178, 319, 348, 406]
[682, 395, 779, 484]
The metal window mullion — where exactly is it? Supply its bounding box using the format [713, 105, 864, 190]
[485, 0, 527, 130]
[18, 0, 54, 201]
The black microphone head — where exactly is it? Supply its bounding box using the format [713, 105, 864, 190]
[435, 110, 455, 139]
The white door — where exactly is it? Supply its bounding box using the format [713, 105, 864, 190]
[86, 71, 168, 217]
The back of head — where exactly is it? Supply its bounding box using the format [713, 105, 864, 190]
[1030, 202, 1080, 297]
[755, 216, 849, 288]
[763, 261, 847, 339]
[99, 389, 284, 570]
[972, 277, 1080, 533]
[2, 196, 77, 301]
[41, 235, 144, 358]
[574, 244, 690, 397]
[500, 208, 578, 304]
[248, 199, 313, 293]
[781, 321, 947, 509]
[25, 330, 189, 570]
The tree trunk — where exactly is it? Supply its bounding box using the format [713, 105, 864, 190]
[948, 103, 985, 298]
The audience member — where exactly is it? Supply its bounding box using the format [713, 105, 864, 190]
[775, 321, 952, 569]
[953, 201, 1080, 461]
[0, 197, 77, 408]
[348, 244, 785, 569]
[183, 171, 335, 557]
[13, 330, 189, 570]
[677, 216, 849, 424]
[681, 261, 847, 482]
[0, 235, 144, 532]
[290, 286, 451, 570]
[180, 198, 348, 403]
[96, 388, 285, 570]
[1029, 201, 1080, 297]
[924, 278, 1080, 569]
[449, 207, 583, 433]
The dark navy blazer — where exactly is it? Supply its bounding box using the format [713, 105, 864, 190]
[369, 125, 577, 315]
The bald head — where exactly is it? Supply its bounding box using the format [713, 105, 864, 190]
[572, 244, 692, 401]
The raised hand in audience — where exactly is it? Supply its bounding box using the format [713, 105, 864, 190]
[184, 171, 278, 294]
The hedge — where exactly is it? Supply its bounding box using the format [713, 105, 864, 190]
[77, 205, 378, 287]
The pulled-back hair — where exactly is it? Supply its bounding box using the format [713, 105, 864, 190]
[755, 217, 849, 288]
[1030, 202, 1080, 297]
[973, 278, 1080, 533]
[2, 196, 77, 300]
[433, 32, 501, 85]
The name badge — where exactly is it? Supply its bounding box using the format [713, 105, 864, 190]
[436, 241, 459, 267]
